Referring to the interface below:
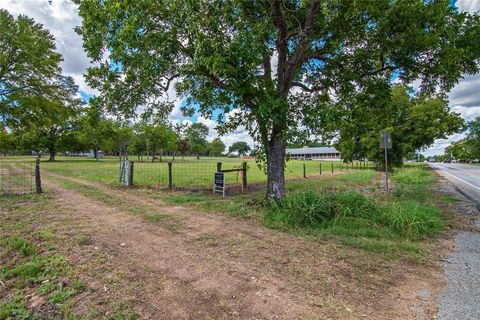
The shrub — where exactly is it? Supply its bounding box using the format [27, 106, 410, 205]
[265, 190, 444, 241]
[265, 191, 381, 229]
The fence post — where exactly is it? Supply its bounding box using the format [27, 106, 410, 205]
[217, 162, 222, 172]
[331, 162, 333, 173]
[319, 163, 322, 175]
[168, 161, 173, 189]
[303, 163, 306, 178]
[242, 161, 247, 190]
[35, 158, 42, 194]
[127, 161, 134, 186]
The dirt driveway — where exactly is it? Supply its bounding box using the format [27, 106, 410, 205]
[15, 171, 451, 319]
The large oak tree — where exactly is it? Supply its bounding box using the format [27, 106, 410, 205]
[75, 0, 480, 199]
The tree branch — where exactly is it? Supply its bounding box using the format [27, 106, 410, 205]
[159, 73, 180, 91]
[291, 81, 316, 93]
[272, 0, 288, 85]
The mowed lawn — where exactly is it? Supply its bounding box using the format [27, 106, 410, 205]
[0, 156, 365, 188]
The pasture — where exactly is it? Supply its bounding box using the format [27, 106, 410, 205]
[1, 155, 359, 189]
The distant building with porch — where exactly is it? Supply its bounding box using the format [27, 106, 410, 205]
[286, 147, 341, 161]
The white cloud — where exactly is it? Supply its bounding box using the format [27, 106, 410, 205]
[0, 0, 96, 95]
[456, 0, 480, 13]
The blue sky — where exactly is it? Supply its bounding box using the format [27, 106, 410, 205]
[2, 0, 480, 154]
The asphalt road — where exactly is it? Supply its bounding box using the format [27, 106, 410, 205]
[430, 163, 480, 320]
[429, 163, 480, 203]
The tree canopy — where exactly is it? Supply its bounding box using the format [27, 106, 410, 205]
[75, 0, 480, 199]
[229, 141, 251, 157]
[334, 85, 464, 167]
[211, 138, 226, 156]
[0, 9, 78, 128]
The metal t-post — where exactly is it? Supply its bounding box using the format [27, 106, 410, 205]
[384, 134, 389, 191]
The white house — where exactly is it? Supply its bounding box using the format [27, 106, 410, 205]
[286, 147, 341, 161]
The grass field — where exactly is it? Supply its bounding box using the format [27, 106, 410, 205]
[0, 155, 367, 189]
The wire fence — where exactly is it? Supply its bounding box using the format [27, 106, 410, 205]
[0, 161, 37, 195]
[131, 160, 246, 190]
[124, 159, 373, 191]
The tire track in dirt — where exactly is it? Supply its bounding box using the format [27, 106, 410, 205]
[38, 170, 446, 319]
[40, 172, 346, 319]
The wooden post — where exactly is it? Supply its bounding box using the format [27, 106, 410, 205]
[217, 162, 222, 172]
[127, 161, 134, 186]
[331, 162, 333, 173]
[242, 161, 247, 190]
[168, 161, 173, 189]
[35, 158, 42, 194]
[303, 163, 306, 178]
[319, 163, 322, 175]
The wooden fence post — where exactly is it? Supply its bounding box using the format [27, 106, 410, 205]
[168, 161, 173, 189]
[35, 158, 42, 194]
[127, 161, 134, 186]
[331, 162, 333, 173]
[303, 163, 306, 178]
[217, 162, 222, 172]
[319, 163, 322, 175]
[242, 161, 247, 190]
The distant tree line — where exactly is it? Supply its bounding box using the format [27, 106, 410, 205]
[443, 117, 480, 162]
[0, 102, 258, 160]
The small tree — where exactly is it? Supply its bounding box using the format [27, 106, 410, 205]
[146, 124, 177, 162]
[335, 85, 464, 167]
[78, 101, 113, 160]
[186, 123, 209, 159]
[229, 142, 251, 157]
[177, 138, 192, 160]
[211, 138, 226, 157]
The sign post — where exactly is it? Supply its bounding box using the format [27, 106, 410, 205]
[380, 131, 392, 191]
[213, 171, 225, 197]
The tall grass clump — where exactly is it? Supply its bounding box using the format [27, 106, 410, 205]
[264, 190, 444, 243]
[340, 170, 377, 184]
[393, 167, 435, 201]
[393, 167, 434, 185]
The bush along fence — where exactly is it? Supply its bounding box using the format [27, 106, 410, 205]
[119, 160, 248, 191]
[0, 158, 42, 195]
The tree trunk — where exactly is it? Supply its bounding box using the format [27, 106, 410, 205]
[197, 153, 200, 160]
[94, 148, 98, 161]
[49, 151, 56, 162]
[266, 138, 286, 200]
[152, 150, 156, 163]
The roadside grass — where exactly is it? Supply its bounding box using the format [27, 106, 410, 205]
[392, 167, 436, 202]
[263, 190, 443, 257]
